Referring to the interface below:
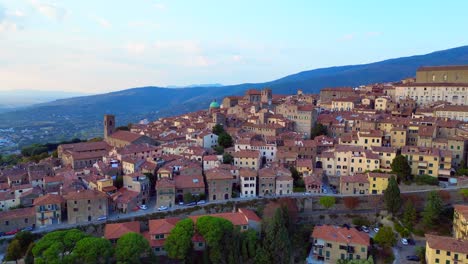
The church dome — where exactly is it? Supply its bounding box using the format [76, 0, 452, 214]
[209, 100, 220, 108]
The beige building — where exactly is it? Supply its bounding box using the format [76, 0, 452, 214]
[318, 145, 380, 177]
[155, 178, 175, 208]
[64, 190, 108, 224]
[453, 204, 468, 240]
[123, 173, 150, 205]
[0, 207, 35, 232]
[390, 127, 407, 148]
[402, 146, 452, 178]
[233, 150, 261, 170]
[33, 194, 64, 227]
[205, 168, 233, 201]
[434, 105, 468, 121]
[311, 225, 370, 263]
[340, 174, 369, 195]
[416, 65, 468, 84]
[275, 103, 317, 138]
[395, 83, 468, 106]
[425, 234, 468, 264]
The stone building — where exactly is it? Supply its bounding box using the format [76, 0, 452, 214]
[64, 190, 108, 224]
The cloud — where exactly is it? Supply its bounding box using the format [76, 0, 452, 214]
[0, 21, 18, 32]
[93, 16, 111, 28]
[153, 3, 166, 10]
[231, 54, 242, 62]
[9, 10, 25, 17]
[31, 0, 67, 21]
[154, 40, 200, 53]
[125, 42, 146, 54]
[128, 20, 159, 29]
[366, 31, 382, 37]
[339, 34, 354, 41]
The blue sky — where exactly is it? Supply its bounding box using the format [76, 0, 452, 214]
[0, 0, 467, 93]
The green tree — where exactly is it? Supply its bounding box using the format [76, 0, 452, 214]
[184, 192, 195, 203]
[196, 216, 234, 263]
[422, 191, 443, 228]
[218, 132, 233, 148]
[241, 229, 259, 260]
[223, 153, 233, 164]
[24, 242, 35, 264]
[165, 218, 194, 261]
[391, 155, 412, 182]
[32, 229, 89, 264]
[5, 239, 22, 263]
[416, 246, 426, 264]
[402, 201, 417, 229]
[212, 124, 225, 135]
[71, 237, 113, 264]
[213, 145, 224, 154]
[310, 123, 328, 139]
[319, 196, 336, 209]
[374, 226, 396, 248]
[383, 177, 402, 215]
[115, 232, 152, 264]
[262, 207, 292, 263]
[14, 231, 37, 254]
[337, 256, 374, 264]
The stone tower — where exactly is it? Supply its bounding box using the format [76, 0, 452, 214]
[261, 88, 272, 104]
[104, 114, 115, 139]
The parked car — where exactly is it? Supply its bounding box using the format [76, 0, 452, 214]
[322, 189, 328, 194]
[97, 216, 107, 221]
[178, 202, 184, 206]
[407, 238, 416, 245]
[355, 226, 363, 232]
[186, 202, 197, 206]
[22, 226, 34, 232]
[197, 200, 206, 205]
[5, 229, 20, 236]
[362, 226, 369, 233]
[0, 232, 5, 237]
[401, 238, 409, 245]
[406, 255, 420, 261]
[158, 205, 169, 211]
[373, 227, 380, 233]
[139, 204, 148, 210]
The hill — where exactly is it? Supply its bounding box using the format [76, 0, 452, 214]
[1, 45, 468, 150]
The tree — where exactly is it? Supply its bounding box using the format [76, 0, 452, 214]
[240, 229, 259, 260]
[343, 197, 360, 209]
[223, 153, 233, 164]
[383, 177, 402, 215]
[422, 191, 443, 228]
[311, 123, 328, 139]
[402, 200, 417, 229]
[213, 145, 224, 154]
[337, 257, 374, 264]
[32, 229, 89, 264]
[262, 207, 292, 264]
[416, 246, 426, 264]
[391, 155, 412, 182]
[71, 237, 114, 264]
[212, 124, 225, 135]
[165, 218, 194, 260]
[24, 242, 35, 264]
[319, 196, 336, 209]
[184, 192, 195, 203]
[374, 226, 396, 248]
[5, 240, 22, 263]
[218, 132, 233, 148]
[115, 232, 152, 264]
[196, 216, 234, 263]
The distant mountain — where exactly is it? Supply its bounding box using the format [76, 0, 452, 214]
[166, 83, 223, 88]
[0, 90, 89, 108]
[1, 45, 468, 148]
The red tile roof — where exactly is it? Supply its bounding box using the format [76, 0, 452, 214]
[425, 234, 468, 254]
[104, 221, 140, 240]
[109, 131, 143, 143]
[33, 194, 65, 206]
[312, 225, 370, 246]
[63, 189, 107, 200]
[148, 217, 180, 235]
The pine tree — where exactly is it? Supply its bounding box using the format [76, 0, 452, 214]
[402, 200, 417, 229]
[422, 191, 443, 228]
[391, 154, 412, 182]
[263, 208, 291, 263]
[383, 176, 402, 215]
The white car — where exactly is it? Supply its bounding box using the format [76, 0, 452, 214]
[373, 227, 380, 233]
[139, 204, 148, 210]
[97, 216, 107, 221]
[401, 238, 408, 245]
[322, 189, 328, 194]
[197, 200, 206, 205]
[158, 205, 168, 211]
[362, 226, 369, 233]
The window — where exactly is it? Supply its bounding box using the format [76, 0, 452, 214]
[436, 250, 440, 254]
[361, 247, 365, 252]
[326, 243, 332, 248]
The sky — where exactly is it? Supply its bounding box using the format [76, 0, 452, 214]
[0, 0, 467, 94]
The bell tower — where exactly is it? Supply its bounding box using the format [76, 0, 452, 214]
[104, 114, 115, 139]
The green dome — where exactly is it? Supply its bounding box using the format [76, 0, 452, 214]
[209, 101, 220, 108]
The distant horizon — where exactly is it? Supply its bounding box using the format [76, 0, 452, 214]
[1, 1, 468, 93]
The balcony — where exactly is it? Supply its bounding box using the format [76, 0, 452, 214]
[417, 162, 428, 169]
[439, 169, 451, 176]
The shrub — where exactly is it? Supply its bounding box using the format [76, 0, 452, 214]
[319, 196, 336, 209]
[415, 174, 439, 185]
[394, 222, 410, 237]
[352, 217, 371, 227]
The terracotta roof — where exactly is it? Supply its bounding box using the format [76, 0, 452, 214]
[205, 168, 233, 180]
[312, 225, 370, 246]
[238, 208, 261, 222]
[192, 232, 205, 242]
[59, 141, 110, 152]
[340, 174, 369, 184]
[156, 178, 175, 189]
[367, 172, 394, 179]
[148, 217, 180, 235]
[296, 159, 313, 168]
[189, 212, 248, 226]
[454, 204, 468, 219]
[203, 155, 219, 161]
[33, 194, 65, 206]
[239, 168, 257, 178]
[425, 234, 468, 254]
[233, 150, 260, 159]
[109, 131, 143, 143]
[63, 189, 107, 200]
[0, 207, 35, 220]
[174, 174, 205, 189]
[104, 221, 140, 240]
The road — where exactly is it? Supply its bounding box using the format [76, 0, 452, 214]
[1, 185, 464, 239]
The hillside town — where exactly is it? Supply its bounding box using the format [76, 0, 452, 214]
[1, 65, 468, 263]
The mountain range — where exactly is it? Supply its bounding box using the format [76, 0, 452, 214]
[1, 45, 468, 149]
